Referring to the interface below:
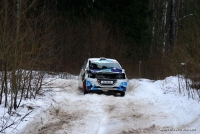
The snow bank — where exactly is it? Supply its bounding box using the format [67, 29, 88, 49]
[0, 76, 200, 134]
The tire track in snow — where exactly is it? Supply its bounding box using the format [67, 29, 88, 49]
[96, 97, 159, 134]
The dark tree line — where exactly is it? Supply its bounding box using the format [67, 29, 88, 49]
[0, 0, 200, 111]
[1, 0, 200, 79]
[52, 0, 153, 78]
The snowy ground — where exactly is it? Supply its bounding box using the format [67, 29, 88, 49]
[1, 75, 200, 134]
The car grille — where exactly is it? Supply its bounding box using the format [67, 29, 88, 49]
[95, 73, 125, 79]
[97, 79, 117, 85]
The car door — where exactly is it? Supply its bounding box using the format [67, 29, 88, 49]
[78, 59, 88, 87]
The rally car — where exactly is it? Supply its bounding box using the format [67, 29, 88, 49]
[78, 57, 128, 96]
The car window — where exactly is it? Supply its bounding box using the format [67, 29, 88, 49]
[90, 63, 98, 69]
[92, 62, 121, 69]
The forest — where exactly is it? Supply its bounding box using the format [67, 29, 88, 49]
[1, 0, 200, 78]
[1, 0, 200, 111]
[0, 0, 200, 83]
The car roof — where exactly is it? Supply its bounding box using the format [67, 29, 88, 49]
[88, 57, 118, 63]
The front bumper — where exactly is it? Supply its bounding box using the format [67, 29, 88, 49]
[85, 78, 128, 92]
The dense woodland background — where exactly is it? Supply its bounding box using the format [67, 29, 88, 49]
[1, 0, 200, 111]
[0, 0, 200, 79]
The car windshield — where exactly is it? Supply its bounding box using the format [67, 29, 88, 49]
[90, 62, 121, 69]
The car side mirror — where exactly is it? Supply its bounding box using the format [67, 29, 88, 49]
[85, 67, 90, 73]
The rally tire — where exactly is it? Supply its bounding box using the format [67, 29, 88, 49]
[83, 81, 88, 95]
[121, 91, 125, 97]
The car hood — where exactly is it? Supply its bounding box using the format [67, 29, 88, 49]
[90, 68, 122, 73]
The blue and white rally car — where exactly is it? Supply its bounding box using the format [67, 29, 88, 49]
[78, 57, 128, 96]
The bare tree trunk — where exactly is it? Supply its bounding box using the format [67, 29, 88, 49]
[4, 62, 8, 107]
[16, 0, 21, 38]
[162, 2, 168, 54]
[0, 65, 4, 105]
[169, 0, 175, 54]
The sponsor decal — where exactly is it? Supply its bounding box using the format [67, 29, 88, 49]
[101, 81, 113, 84]
[90, 68, 122, 73]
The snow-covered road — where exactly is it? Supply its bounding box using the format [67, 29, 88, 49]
[6, 77, 200, 134]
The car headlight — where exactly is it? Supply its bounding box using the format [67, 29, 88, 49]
[88, 72, 95, 78]
[117, 73, 125, 79]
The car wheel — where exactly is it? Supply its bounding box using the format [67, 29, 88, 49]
[83, 81, 88, 94]
[121, 91, 125, 97]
